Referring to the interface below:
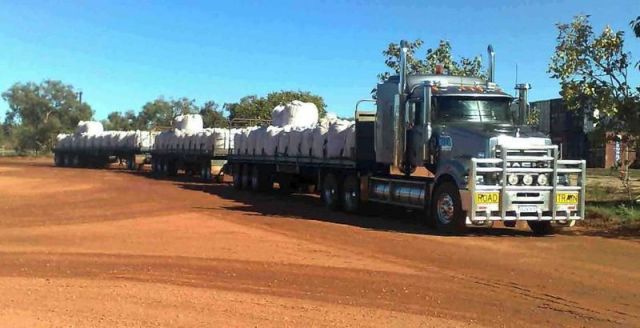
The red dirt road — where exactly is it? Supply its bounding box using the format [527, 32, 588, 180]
[1, 158, 638, 327]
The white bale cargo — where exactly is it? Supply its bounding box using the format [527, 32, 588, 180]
[299, 127, 314, 157]
[326, 120, 353, 158]
[287, 127, 305, 157]
[75, 121, 104, 135]
[343, 123, 356, 159]
[271, 101, 319, 128]
[277, 126, 292, 156]
[264, 126, 283, 156]
[248, 127, 265, 155]
[311, 125, 329, 158]
[271, 104, 286, 127]
[56, 134, 68, 150]
[173, 114, 204, 132]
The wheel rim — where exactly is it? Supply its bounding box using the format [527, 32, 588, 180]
[323, 180, 336, 203]
[343, 184, 357, 211]
[437, 193, 455, 224]
[251, 168, 259, 190]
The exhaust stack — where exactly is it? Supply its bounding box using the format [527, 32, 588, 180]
[398, 40, 409, 94]
[395, 40, 409, 173]
[487, 45, 495, 82]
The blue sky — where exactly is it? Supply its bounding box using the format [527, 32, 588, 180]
[1, 0, 639, 120]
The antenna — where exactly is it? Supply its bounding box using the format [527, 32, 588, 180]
[515, 64, 518, 85]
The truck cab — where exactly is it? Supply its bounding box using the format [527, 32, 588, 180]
[369, 41, 586, 234]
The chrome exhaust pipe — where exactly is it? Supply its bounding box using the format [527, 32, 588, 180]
[396, 40, 409, 172]
[399, 40, 409, 94]
[487, 45, 495, 82]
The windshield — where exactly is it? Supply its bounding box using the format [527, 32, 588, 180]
[433, 97, 513, 123]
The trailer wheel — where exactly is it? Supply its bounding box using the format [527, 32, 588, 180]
[201, 163, 212, 181]
[161, 159, 169, 176]
[251, 165, 272, 192]
[127, 156, 136, 170]
[527, 221, 555, 236]
[322, 172, 342, 211]
[232, 164, 243, 189]
[241, 164, 251, 190]
[277, 174, 294, 194]
[432, 181, 466, 234]
[342, 175, 360, 213]
[72, 155, 80, 167]
[54, 153, 62, 167]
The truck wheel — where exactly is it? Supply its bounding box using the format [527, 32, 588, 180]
[322, 172, 342, 211]
[432, 182, 466, 234]
[275, 174, 292, 194]
[72, 155, 80, 167]
[251, 165, 272, 192]
[233, 164, 243, 189]
[342, 175, 360, 213]
[527, 221, 555, 236]
[162, 159, 169, 176]
[241, 164, 251, 190]
[201, 164, 212, 180]
[54, 154, 62, 167]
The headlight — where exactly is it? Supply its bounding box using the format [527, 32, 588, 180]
[475, 175, 485, 185]
[522, 174, 533, 186]
[537, 174, 548, 186]
[557, 175, 570, 186]
[508, 174, 519, 185]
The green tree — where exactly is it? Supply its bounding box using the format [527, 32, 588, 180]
[137, 97, 201, 129]
[199, 101, 228, 128]
[2, 80, 93, 152]
[631, 16, 640, 38]
[379, 39, 486, 81]
[549, 15, 640, 201]
[225, 91, 326, 123]
[103, 110, 138, 130]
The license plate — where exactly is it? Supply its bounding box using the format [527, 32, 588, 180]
[557, 193, 579, 204]
[476, 192, 499, 204]
[519, 205, 538, 213]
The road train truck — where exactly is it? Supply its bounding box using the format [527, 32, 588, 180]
[228, 41, 586, 235]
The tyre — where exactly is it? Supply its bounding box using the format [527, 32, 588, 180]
[251, 165, 272, 192]
[241, 164, 251, 190]
[127, 156, 136, 170]
[277, 174, 294, 194]
[527, 221, 555, 236]
[342, 174, 360, 213]
[233, 164, 243, 189]
[162, 159, 169, 176]
[201, 164, 212, 180]
[72, 155, 80, 167]
[431, 181, 466, 234]
[322, 172, 342, 211]
[54, 153, 62, 167]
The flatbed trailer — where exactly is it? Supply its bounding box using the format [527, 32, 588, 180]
[151, 148, 228, 181]
[53, 146, 150, 170]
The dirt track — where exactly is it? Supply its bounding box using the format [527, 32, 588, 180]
[1, 158, 638, 327]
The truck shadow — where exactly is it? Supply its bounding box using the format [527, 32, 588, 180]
[175, 180, 537, 238]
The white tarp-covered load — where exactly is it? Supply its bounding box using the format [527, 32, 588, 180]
[75, 121, 104, 135]
[326, 120, 355, 158]
[152, 127, 239, 155]
[173, 114, 204, 132]
[286, 127, 305, 157]
[55, 130, 157, 151]
[311, 125, 329, 158]
[271, 101, 319, 128]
